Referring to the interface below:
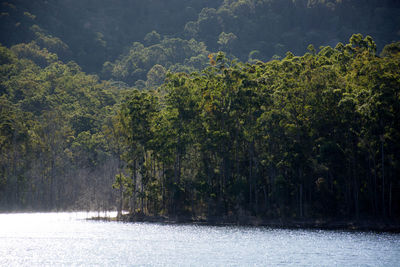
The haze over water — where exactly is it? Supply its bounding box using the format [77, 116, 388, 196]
[0, 212, 399, 266]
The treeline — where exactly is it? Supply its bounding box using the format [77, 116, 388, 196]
[1, 0, 399, 79]
[101, 35, 210, 88]
[0, 44, 121, 211]
[0, 0, 399, 220]
[113, 35, 400, 220]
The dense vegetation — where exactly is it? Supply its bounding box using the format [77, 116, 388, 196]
[114, 36, 400, 220]
[1, 0, 399, 81]
[0, 44, 121, 210]
[0, 0, 399, 222]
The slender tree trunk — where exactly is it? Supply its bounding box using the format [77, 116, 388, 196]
[389, 181, 392, 218]
[118, 183, 123, 218]
[140, 158, 144, 214]
[116, 141, 123, 218]
[161, 162, 165, 213]
[381, 138, 385, 217]
[254, 147, 259, 214]
[263, 185, 268, 213]
[353, 148, 359, 220]
[372, 155, 378, 215]
[133, 159, 137, 213]
[173, 149, 180, 215]
[12, 126, 18, 208]
[248, 142, 253, 209]
[299, 183, 303, 218]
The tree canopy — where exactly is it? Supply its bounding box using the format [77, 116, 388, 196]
[110, 36, 400, 220]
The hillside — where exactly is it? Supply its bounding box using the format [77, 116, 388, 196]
[1, 0, 399, 83]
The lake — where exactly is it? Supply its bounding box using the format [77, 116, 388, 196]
[0, 212, 399, 266]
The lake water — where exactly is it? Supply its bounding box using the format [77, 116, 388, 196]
[0, 212, 399, 266]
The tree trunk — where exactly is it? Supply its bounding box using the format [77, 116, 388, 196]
[141, 161, 144, 214]
[381, 137, 385, 217]
[389, 181, 392, 218]
[248, 142, 253, 209]
[299, 183, 303, 218]
[353, 148, 359, 220]
[162, 162, 165, 213]
[117, 180, 123, 218]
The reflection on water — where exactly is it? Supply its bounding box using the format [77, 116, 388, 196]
[0, 212, 399, 266]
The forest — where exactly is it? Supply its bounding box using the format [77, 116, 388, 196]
[0, 0, 399, 223]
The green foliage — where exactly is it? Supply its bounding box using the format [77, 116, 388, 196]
[112, 36, 400, 220]
[0, 44, 121, 210]
[0, 0, 399, 221]
[103, 36, 209, 86]
[1, 0, 398, 76]
[11, 42, 58, 68]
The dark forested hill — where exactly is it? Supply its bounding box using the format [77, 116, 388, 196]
[1, 0, 399, 83]
[0, 0, 223, 73]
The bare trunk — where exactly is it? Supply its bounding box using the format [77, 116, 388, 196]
[299, 183, 303, 218]
[263, 185, 268, 212]
[381, 138, 385, 217]
[162, 162, 165, 213]
[248, 142, 253, 209]
[117, 182, 123, 218]
[389, 181, 392, 218]
[132, 159, 137, 213]
[353, 148, 359, 220]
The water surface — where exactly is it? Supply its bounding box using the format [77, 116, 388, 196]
[0, 212, 399, 266]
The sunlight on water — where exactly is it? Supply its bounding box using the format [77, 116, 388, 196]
[0, 213, 399, 266]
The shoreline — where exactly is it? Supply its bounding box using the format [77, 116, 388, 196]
[89, 214, 400, 233]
